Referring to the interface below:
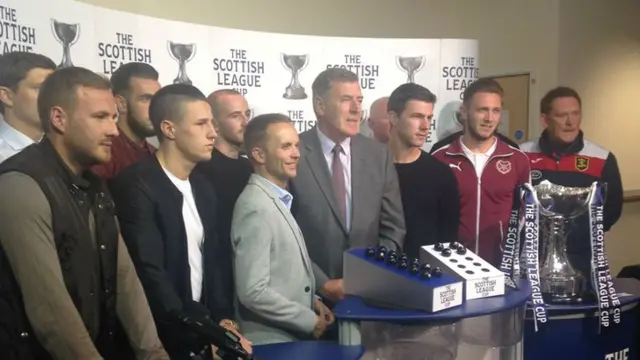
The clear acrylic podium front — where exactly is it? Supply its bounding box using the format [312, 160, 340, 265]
[355, 304, 525, 360]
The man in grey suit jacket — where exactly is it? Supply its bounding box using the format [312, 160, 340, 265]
[289, 67, 406, 303]
[231, 113, 334, 345]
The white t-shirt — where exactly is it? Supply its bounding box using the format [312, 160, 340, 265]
[162, 167, 205, 302]
[461, 137, 498, 178]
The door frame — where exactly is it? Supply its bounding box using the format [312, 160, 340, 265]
[481, 71, 539, 141]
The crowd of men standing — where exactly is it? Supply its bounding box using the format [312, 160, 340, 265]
[0, 51, 624, 360]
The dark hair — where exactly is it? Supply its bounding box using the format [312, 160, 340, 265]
[312, 67, 358, 100]
[243, 113, 292, 161]
[540, 86, 582, 115]
[462, 78, 504, 105]
[38, 66, 111, 133]
[387, 83, 437, 116]
[110, 62, 158, 97]
[0, 51, 56, 114]
[148, 83, 206, 140]
[206, 89, 242, 118]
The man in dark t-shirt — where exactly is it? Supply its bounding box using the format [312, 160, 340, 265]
[195, 89, 253, 297]
[387, 83, 460, 259]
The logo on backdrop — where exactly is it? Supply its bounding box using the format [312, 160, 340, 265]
[213, 49, 264, 96]
[281, 54, 308, 100]
[287, 109, 315, 133]
[97, 33, 152, 75]
[396, 56, 425, 83]
[167, 41, 196, 85]
[442, 56, 479, 100]
[0, 5, 36, 54]
[51, 19, 80, 68]
[326, 54, 379, 90]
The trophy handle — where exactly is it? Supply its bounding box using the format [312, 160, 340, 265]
[166, 41, 176, 61]
[50, 19, 60, 45]
[70, 24, 80, 46]
[300, 55, 309, 71]
[280, 53, 289, 73]
[416, 56, 426, 73]
[187, 44, 197, 62]
[395, 56, 402, 71]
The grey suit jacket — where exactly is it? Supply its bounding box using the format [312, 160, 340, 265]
[290, 128, 406, 284]
[231, 174, 317, 345]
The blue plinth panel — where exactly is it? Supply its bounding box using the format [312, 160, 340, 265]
[343, 247, 463, 313]
[253, 341, 364, 360]
[524, 278, 640, 360]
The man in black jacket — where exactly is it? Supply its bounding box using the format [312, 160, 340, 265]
[0, 66, 168, 359]
[520, 86, 623, 276]
[111, 84, 252, 360]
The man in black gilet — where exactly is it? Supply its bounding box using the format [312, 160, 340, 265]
[0, 67, 169, 360]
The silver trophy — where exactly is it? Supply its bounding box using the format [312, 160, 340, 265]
[396, 56, 425, 83]
[281, 54, 309, 100]
[167, 41, 196, 85]
[534, 180, 596, 304]
[51, 19, 80, 68]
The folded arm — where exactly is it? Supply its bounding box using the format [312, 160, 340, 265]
[232, 208, 317, 335]
[0, 172, 102, 360]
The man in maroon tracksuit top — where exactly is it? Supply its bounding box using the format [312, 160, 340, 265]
[432, 78, 530, 266]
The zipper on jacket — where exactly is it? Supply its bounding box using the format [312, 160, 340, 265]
[475, 177, 481, 254]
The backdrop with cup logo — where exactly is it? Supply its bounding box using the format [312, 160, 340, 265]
[0, 0, 478, 151]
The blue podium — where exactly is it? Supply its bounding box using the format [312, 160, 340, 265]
[524, 278, 640, 360]
[334, 280, 532, 359]
[253, 341, 364, 360]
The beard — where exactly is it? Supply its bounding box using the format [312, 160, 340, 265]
[127, 110, 155, 139]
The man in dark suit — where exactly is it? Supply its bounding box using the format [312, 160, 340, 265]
[289, 67, 406, 303]
[111, 84, 252, 360]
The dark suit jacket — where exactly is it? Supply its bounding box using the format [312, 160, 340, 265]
[290, 129, 405, 284]
[110, 156, 234, 359]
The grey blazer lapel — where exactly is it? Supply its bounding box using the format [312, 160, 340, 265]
[302, 129, 348, 232]
[349, 136, 367, 236]
[251, 175, 313, 271]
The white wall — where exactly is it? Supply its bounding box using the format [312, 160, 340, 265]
[79, 0, 640, 190]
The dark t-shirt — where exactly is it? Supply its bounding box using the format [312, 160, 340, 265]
[395, 150, 461, 259]
[195, 148, 253, 295]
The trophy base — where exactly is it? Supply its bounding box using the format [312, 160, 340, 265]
[542, 291, 596, 305]
[173, 77, 192, 85]
[283, 86, 307, 100]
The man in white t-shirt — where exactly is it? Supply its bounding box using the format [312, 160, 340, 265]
[110, 84, 252, 360]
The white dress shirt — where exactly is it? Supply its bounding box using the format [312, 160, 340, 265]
[316, 128, 352, 231]
[161, 167, 205, 302]
[0, 121, 37, 163]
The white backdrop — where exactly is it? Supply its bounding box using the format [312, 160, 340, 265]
[0, 0, 478, 150]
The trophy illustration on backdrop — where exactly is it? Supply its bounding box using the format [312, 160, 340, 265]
[281, 54, 309, 100]
[167, 41, 196, 85]
[534, 180, 595, 304]
[360, 109, 368, 126]
[51, 19, 80, 68]
[396, 55, 425, 84]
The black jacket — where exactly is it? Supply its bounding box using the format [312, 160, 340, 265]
[0, 139, 120, 360]
[520, 130, 623, 275]
[110, 156, 234, 359]
[430, 130, 520, 154]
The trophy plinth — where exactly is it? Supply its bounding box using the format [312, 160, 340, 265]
[396, 56, 425, 84]
[51, 19, 80, 68]
[168, 41, 196, 85]
[535, 182, 594, 304]
[281, 54, 308, 100]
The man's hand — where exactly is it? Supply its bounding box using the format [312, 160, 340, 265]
[320, 279, 345, 302]
[218, 320, 253, 356]
[312, 314, 329, 339]
[314, 298, 335, 325]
